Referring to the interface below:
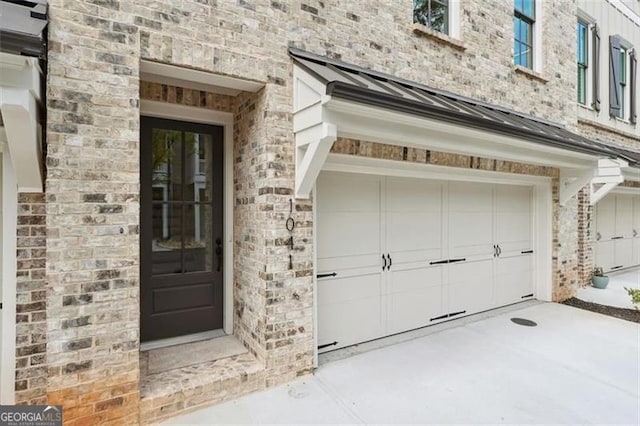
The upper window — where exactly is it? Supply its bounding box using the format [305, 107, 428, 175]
[609, 35, 637, 123]
[577, 20, 589, 105]
[414, 0, 449, 34]
[514, 0, 535, 68]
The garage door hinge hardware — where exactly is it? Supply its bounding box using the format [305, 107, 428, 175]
[611, 265, 624, 270]
[611, 236, 624, 240]
[429, 258, 466, 265]
[521, 293, 534, 299]
[430, 310, 467, 322]
[317, 272, 337, 278]
[521, 250, 534, 254]
[318, 341, 338, 349]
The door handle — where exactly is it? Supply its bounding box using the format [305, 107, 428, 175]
[387, 254, 392, 271]
[215, 238, 222, 272]
[493, 245, 497, 257]
[497, 245, 502, 257]
[634, 230, 638, 237]
[382, 254, 387, 271]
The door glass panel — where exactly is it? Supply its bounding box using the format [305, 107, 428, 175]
[184, 132, 214, 203]
[152, 129, 182, 202]
[152, 203, 183, 275]
[184, 204, 214, 273]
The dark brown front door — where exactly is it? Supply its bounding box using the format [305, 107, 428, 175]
[140, 117, 224, 342]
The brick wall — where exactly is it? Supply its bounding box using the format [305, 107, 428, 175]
[15, 193, 47, 405]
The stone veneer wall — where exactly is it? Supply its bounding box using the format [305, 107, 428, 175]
[576, 188, 594, 289]
[45, 0, 582, 423]
[15, 193, 47, 405]
[331, 138, 581, 301]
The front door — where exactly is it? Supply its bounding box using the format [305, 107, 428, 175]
[140, 117, 224, 342]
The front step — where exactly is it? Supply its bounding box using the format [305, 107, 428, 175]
[140, 352, 265, 424]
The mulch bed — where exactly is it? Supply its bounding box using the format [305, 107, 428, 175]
[562, 298, 640, 324]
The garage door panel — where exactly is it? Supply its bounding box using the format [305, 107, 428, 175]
[387, 212, 442, 258]
[318, 254, 382, 275]
[633, 238, 640, 266]
[596, 195, 616, 238]
[613, 239, 633, 270]
[447, 259, 494, 314]
[596, 240, 615, 272]
[388, 285, 444, 335]
[388, 265, 443, 294]
[317, 212, 380, 259]
[318, 295, 385, 352]
[317, 172, 381, 212]
[318, 274, 383, 305]
[449, 212, 493, 257]
[615, 195, 634, 237]
[494, 255, 533, 306]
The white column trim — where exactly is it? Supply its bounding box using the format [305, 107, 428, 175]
[0, 148, 17, 404]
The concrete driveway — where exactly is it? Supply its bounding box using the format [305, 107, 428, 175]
[165, 303, 640, 425]
[577, 267, 640, 309]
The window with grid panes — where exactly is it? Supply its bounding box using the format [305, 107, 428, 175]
[514, 0, 535, 68]
[414, 0, 449, 34]
[577, 20, 588, 104]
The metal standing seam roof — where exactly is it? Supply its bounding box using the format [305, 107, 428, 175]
[289, 48, 640, 167]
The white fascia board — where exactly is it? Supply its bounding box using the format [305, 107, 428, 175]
[325, 99, 601, 170]
[140, 60, 264, 94]
[622, 167, 640, 182]
[0, 88, 43, 192]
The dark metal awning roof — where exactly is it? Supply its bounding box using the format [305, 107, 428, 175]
[0, 0, 48, 58]
[290, 48, 634, 165]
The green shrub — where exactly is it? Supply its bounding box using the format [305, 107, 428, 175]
[625, 287, 640, 310]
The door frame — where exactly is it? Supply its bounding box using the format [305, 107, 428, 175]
[0, 144, 17, 404]
[140, 100, 234, 336]
[312, 153, 553, 366]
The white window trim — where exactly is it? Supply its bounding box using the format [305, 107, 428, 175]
[532, 0, 543, 73]
[449, 0, 461, 39]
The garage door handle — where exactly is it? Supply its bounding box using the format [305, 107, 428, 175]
[387, 254, 392, 270]
[382, 254, 387, 271]
[317, 272, 337, 278]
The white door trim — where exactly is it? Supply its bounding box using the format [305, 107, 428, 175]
[312, 154, 554, 362]
[0, 146, 17, 404]
[140, 100, 234, 335]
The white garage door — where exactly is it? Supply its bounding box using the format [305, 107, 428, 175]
[595, 193, 640, 273]
[317, 172, 534, 352]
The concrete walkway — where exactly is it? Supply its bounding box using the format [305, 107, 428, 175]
[577, 267, 640, 309]
[165, 303, 640, 425]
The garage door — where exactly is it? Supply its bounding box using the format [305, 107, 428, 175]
[317, 172, 534, 352]
[595, 193, 640, 273]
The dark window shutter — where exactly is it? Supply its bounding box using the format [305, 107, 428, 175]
[609, 35, 622, 117]
[592, 24, 601, 111]
[631, 49, 637, 124]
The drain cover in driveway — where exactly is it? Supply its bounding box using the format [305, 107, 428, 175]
[511, 318, 537, 327]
